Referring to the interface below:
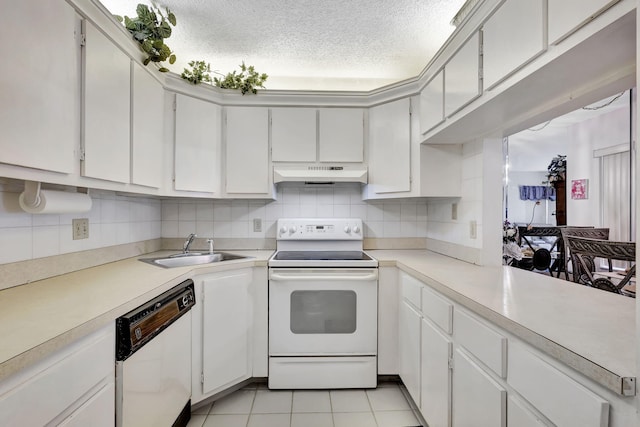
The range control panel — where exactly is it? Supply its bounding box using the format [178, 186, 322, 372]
[277, 218, 363, 240]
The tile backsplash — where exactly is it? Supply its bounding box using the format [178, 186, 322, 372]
[0, 183, 161, 265]
[161, 183, 428, 240]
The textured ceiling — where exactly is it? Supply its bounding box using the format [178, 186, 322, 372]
[99, 0, 466, 91]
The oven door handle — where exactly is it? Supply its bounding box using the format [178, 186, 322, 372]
[270, 273, 378, 281]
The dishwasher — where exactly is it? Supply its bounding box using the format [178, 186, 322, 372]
[115, 279, 195, 427]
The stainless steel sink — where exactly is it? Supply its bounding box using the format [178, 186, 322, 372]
[139, 252, 249, 268]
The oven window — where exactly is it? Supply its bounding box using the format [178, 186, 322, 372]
[290, 290, 357, 334]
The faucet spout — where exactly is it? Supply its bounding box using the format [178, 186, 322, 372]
[183, 233, 197, 253]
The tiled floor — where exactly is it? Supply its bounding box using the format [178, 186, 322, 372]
[188, 382, 422, 427]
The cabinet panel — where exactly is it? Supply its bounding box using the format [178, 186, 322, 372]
[508, 343, 609, 427]
[455, 309, 507, 378]
[548, 0, 618, 44]
[421, 319, 452, 427]
[400, 272, 422, 310]
[422, 286, 453, 334]
[318, 108, 364, 162]
[82, 21, 131, 183]
[131, 64, 164, 188]
[368, 99, 411, 194]
[225, 107, 270, 194]
[174, 94, 221, 193]
[201, 269, 253, 394]
[483, 0, 545, 89]
[399, 301, 421, 405]
[508, 395, 549, 427]
[452, 349, 506, 427]
[58, 382, 114, 427]
[444, 32, 481, 117]
[271, 108, 316, 162]
[420, 70, 444, 134]
[0, 0, 79, 173]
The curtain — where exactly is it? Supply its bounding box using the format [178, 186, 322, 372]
[601, 150, 631, 241]
[518, 185, 556, 201]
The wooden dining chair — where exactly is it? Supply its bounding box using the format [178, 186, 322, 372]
[517, 226, 563, 276]
[563, 235, 635, 294]
[560, 227, 609, 282]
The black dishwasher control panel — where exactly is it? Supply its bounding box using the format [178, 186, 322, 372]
[116, 279, 195, 361]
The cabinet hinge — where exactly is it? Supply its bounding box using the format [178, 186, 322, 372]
[173, 98, 177, 112]
[201, 373, 205, 384]
[448, 357, 454, 370]
[79, 32, 86, 47]
[79, 146, 86, 161]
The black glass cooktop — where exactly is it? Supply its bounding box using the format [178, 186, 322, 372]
[273, 251, 373, 261]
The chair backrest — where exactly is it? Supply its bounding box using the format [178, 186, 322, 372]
[517, 226, 562, 250]
[564, 235, 635, 262]
[560, 228, 608, 281]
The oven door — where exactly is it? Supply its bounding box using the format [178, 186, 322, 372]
[269, 268, 378, 356]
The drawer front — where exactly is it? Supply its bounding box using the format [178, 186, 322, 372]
[422, 286, 453, 334]
[508, 343, 609, 427]
[455, 309, 507, 377]
[508, 395, 549, 427]
[400, 272, 422, 310]
[0, 325, 114, 426]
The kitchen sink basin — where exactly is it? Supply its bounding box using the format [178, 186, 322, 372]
[139, 252, 249, 268]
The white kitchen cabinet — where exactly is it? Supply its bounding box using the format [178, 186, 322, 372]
[271, 107, 317, 162]
[174, 93, 221, 193]
[225, 107, 271, 196]
[82, 21, 131, 183]
[508, 396, 549, 427]
[548, 0, 618, 45]
[377, 267, 400, 375]
[193, 269, 254, 401]
[0, 324, 114, 426]
[367, 98, 411, 195]
[452, 349, 506, 427]
[0, 0, 79, 174]
[420, 70, 445, 134]
[419, 144, 462, 197]
[318, 108, 364, 162]
[444, 32, 481, 117]
[131, 63, 164, 188]
[482, 0, 545, 90]
[399, 300, 421, 406]
[421, 318, 452, 427]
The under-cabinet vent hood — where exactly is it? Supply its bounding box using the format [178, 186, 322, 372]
[273, 166, 368, 184]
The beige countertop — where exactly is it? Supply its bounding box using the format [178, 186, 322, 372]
[369, 250, 637, 396]
[0, 249, 636, 397]
[0, 250, 273, 382]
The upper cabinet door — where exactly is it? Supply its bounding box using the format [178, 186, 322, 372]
[131, 64, 164, 188]
[444, 32, 481, 117]
[174, 94, 221, 193]
[368, 98, 411, 194]
[318, 108, 364, 162]
[420, 70, 444, 134]
[548, 0, 618, 44]
[82, 21, 131, 183]
[0, 0, 79, 174]
[225, 107, 270, 195]
[271, 108, 316, 162]
[482, 0, 545, 90]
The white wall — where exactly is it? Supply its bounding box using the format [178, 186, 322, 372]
[0, 181, 161, 265]
[161, 183, 428, 240]
[507, 171, 556, 225]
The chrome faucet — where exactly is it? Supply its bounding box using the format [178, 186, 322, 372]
[183, 233, 197, 253]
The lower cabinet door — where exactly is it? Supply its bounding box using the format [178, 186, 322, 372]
[58, 382, 115, 427]
[201, 269, 253, 395]
[421, 319, 452, 427]
[399, 301, 421, 405]
[452, 349, 506, 427]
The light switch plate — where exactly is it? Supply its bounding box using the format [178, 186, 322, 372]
[253, 218, 262, 232]
[73, 218, 89, 240]
[469, 220, 477, 239]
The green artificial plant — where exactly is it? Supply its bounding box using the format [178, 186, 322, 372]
[181, 60, 213, 85]
[213, 62, 268, 95]
[116, 3, 176, 72]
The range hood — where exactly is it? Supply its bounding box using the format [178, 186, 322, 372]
[273, 166, 368, 184]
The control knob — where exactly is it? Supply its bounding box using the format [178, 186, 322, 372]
[289, 225, 297, 234]
[353, 225, 361, 234]
[280, 225, 288, 235]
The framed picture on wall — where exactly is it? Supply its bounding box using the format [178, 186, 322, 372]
[571, 179, 589, 199]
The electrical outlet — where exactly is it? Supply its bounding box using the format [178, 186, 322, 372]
[469, 220, 477, 239]
[73, 218, 89, 240]
[253, 218, 262, 233]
